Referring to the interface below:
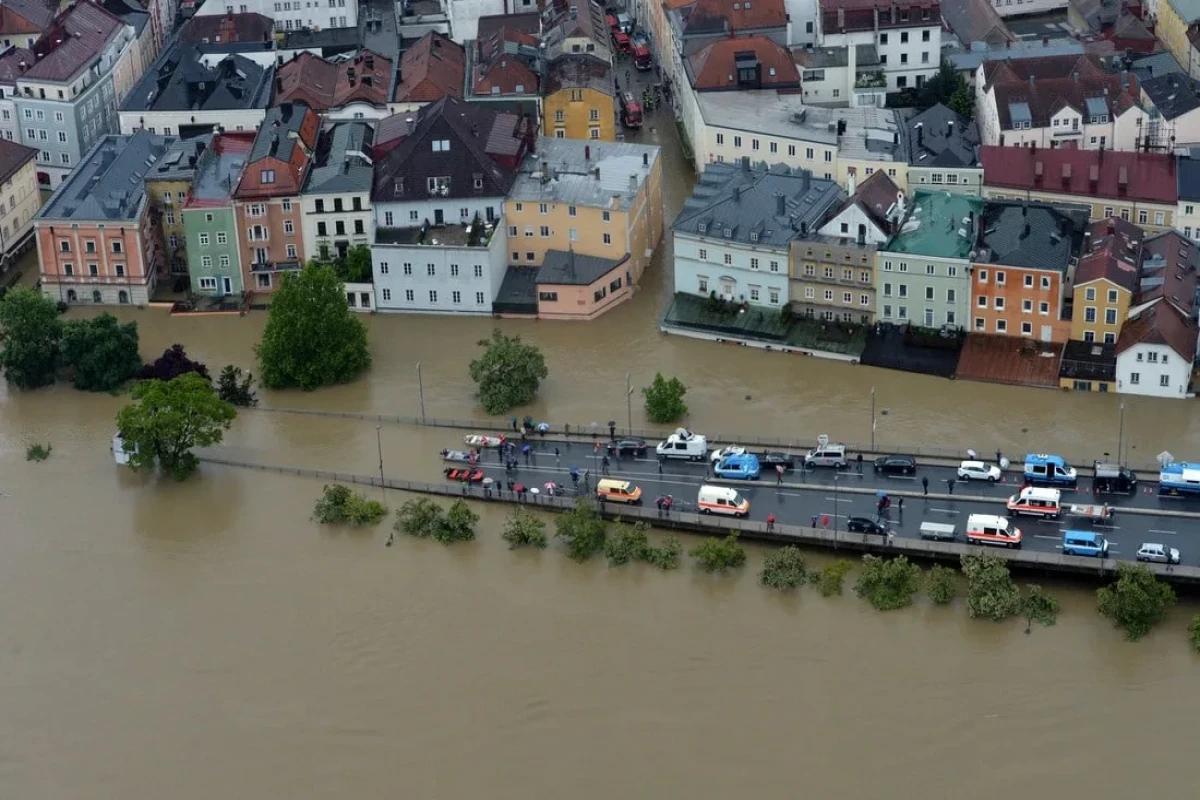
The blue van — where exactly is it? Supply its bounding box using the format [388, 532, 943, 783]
[1024, 454, 1078, 487]
[1062, 530, 1109, 558]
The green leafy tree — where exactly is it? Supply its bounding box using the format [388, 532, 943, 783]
[926, 565, 959, 605]
[554, 498, 607, 562]
[815, 560, 852, 597]
[115, 373, 237, 480]
[468, 329, 548, 415]
[25, 442, 52, 462]
[961, 552, 1022, 621]
[216, 365, 258, 407]
[1188, 615, 1200, 653]
[642, 372, 689, 424]
[257, 264, 371, 390]
[1022, 584, 1060, 633]
[435, 499, 479, 544]
[396, 498, 444, 538]
[312, 484, 387, 525]
[854, 554, 921, 611]
[501, 507, 548, 549]
[0, 286, 62, 389]
[60, 313, 142, 391]
[949, 84, 974, 120]
[689, 533, 746, 573]
[643, 536, 683, 571]
[759, 546, 808, 591]
[604, 520, 651, 566]
[1096, 563, 1176, 641]
[340, 244, 373, 283]
[916, 61, 968, 111]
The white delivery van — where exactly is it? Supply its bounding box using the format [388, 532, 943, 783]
[696, 485, 750, 517]
[655, 427, 708, 461]
[1005, 486, 1062, 519]
[966, 514, 1022, 548]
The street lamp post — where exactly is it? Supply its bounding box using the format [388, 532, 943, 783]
[626, 372, 634, 433]
[375, 425, 385, 501]
[833, 474, 839, 536]
[1117, 403, 1125, 465]
[870, 387, 876, 452]
[416, 361, 426, 424]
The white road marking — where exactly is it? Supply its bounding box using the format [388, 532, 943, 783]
[823, 496, 853, 503]
[1149, 529, 1178, 535]
[1034, 535, 1060, 541]
[927, 508, 961, 514]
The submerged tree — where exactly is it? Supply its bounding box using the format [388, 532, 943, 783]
[642, 373, 688, 424]
[554, 498, 607, 562]
[501, 507, 548, 550]
[312, 484, 387, 525]
[0, 286, 62, 390]
[468, 329, 548, 415]
[115, 373, 237, 480]
[961, 552, 1021, 621]
[60, 313, 142, 392]
[1096, 563, 1176, 641]
[689, 533, 746, 573]
[759, 546, 808, 591]
[140, 344, 210, 382]
[1022, 585, 1060, 634]
[216, 365, 258, 407]
[854, 555, 921, 611]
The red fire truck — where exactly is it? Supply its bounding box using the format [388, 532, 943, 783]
[620, 92, 643, 128]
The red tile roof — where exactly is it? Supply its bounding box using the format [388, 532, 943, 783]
[276, 50, 392, 111]
[0, 0, 55, 36]
[181, 12, 274, 43]
[1140, 231, 1199, 314]
[820, 0, 940, 34]
[981, 146, 1177, 204]
[1116, 298, 1198, 360]
[1075, 216, 1143, 292]
[0, 47, 34, 84]
[683, 0, 786, 34]
[984, 54, 1140, 131]
[687, 36, 799, 91]
[473, 29, 539, 97]
[24, 2, 123, 83]
[393, 31, 465, 104]
[851, 169, 903, 232]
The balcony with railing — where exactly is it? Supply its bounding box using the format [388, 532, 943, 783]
[854, 70, 887, 90]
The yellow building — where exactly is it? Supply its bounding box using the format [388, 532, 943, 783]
[1069, 217, 1141, 344]
[504, 137, 663, 318]
[144, 138, 212, 279]
[0, 139, 42, 262]
[1157, 0, 1197, 78]
[542, 54, 616, 142]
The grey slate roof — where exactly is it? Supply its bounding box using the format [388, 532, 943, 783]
[99, 0, 149, 36]
[305, 121, 375, 194]
[946, 40, 1083, 73]
[509, 137, 660, 212]
[146, 135, 212, 181]
[536, 249, 623, 285]
[121, 41, 274, 113]
[1178, 154, 1200, 201]
[39, 132, 175, 222]
[250, 102, 309, 164]
[976, 200, 1087, 272]
[673, 160, 845, 249]
[903, 103, 980, 169]
[1141, 73, 1200, 121]
[1129, 51, 1184, 84]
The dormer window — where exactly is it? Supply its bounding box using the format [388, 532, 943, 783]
[473, 173, 483, 189]
[515, 84, 525, 93]
[393, 178, 404, 195]
[724, 227, 733, 237]
[749, 231, 759, 242]
[698, 222, 708, 234]
[261, 169, 275, 184]
[432, 139, 450, 152]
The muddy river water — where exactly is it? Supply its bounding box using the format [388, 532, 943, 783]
[3, 103, 1200, 797]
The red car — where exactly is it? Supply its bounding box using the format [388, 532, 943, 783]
[445, 467, 485, 483]
[612, 31, 632, 54]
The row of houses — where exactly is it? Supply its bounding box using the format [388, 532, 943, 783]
[34, 94, 664, 318]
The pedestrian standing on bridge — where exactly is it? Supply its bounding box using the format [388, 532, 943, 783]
[776, 464, 784, 485]
[555, 447, 561, 466]
[947, 478, 956, 495]
[897, 496, 904, 513]
[601, 455, 611, 475]
[922, 476, 929, 495]
[766, 513, 776, 532]
[856, 453, 863, 474]
[658, 455, 664, 474]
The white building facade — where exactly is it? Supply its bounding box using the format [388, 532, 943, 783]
[673, 232, 792, 308]
[372, 220, 508, 314]
[1116, 340, 1194, 397]
[196, 0, 357, 31]
[816, 2, 942, 94]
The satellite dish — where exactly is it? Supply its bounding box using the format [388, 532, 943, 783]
[1158, 451, 1174, 466]
[817, 434, 829, 448]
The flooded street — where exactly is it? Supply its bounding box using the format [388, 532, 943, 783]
[3, 102, 1200, 798]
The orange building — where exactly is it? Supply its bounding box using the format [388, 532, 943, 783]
[970, 200, 1087, 342]
[35, 132, 172, 306]
[232, 101, 320, 295]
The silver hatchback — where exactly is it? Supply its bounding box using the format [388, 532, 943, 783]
[1136, 542, 1181, 564]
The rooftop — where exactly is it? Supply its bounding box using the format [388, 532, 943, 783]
[509, 137, 659, 212]
[476, 12, 540, 39]
[0, 47, 34, 85]
[0, 0, 55, 35]
[145, 135, 211, 182]
[1116, 297, 1198, 360]
[375, 220, 494, 247]
[681, 0, 787, 35]
[1139, 231, 1199, 314]
[986, 59, 1141, 131]
[1141, 73, 1200, 122]
[819, 0, 942, 34]
[976, 200, 1087, 272]
[186, 132, 254, 206]
[305, 121, 374, 195]
[0, 138, 36, 185]
[883, 190, 982, 260]
[279, 26, 362, 51]
[98, 0, 149, 37]
[393, 31, 464, 104]
[180, 11, 274, 43]
[981, 146, 1178, 204]
[121, 42, 274, 112]
[1167, 0, 1200, 24]
[276, 50, 392, 111]
[795, 43, 879, 69]
[537, 249, 625, 285]
[946, 39, 1084, 73]
[1059, 339, 1117, 383]
[1075, 216, 1143, 291]
[695, 92, 898, 154]
[1178, 154, 1200, 201]
[903, 103, 980, 169]
[1129, 51, 1185, 84]
[939, 0, 1012, 47]
[248, 101, 314, 164]
[673, 160, 845, 249]
[833, 169, 903, 233]
[544, 53, 613, 96]
[470, 22, 540, 98]
[687, 36, 799, 91]
[39, 132, 174, 221]
[22, 2, 123, 84]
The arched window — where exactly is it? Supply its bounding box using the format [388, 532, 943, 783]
[91, 290, 101, 303]
[118, 290, 129, 304]
[66, 289, 77, 303]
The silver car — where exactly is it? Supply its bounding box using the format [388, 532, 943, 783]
[958, 460, 1001, 482]
[1136, 543, 1181, 564]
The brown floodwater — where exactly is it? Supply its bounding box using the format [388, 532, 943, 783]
[3, 103, 1199, 798]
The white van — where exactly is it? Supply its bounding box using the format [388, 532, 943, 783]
[804, 442, 847, 468]
[655, 428, 708, 461]
[696, 485, 750, 517]
[966, 514, 1022, 548]
[1005, 486, 1062, 519]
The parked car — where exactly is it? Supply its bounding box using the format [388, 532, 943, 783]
[607, 438, 647, 457]
[873, 455, 916, 476]
[958, 460, 1001, 482]
[804, 443, 847, 468]
[757, 451, 795, 471]
[714, 453, 760, 480]
[710, 444, 747, 463]
[1136, 542, 1181, 564]
[847, 516, 888, 536]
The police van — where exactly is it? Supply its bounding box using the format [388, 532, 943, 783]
[1005, 486, 1062, 519]
[1023, 454, 1078, 488]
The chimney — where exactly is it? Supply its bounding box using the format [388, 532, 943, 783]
[1022, 222, 1031, 238]
[642, 151, 649, 167]
[947, 120, 954, 137]
[837, 7, 844, 29]
[801, 169, 811, 192]
[734, 184, 743, 201]
[629, 174, 638, 192]
[1006, 40, 1011, 49]
[847, 171, 856, 195]
[585, 144, 591, 161]
[775, 192, 786, 215]
[1029, 74, 1036, 88]
[1118, 165, 1129, 189]
[916, 122, 923, 147]
[1034, 160, 1044, 181]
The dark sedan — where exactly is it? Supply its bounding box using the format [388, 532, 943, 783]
[757, 451, 795, 470]
[847, 516, 888, 536]
[873, 455, 917, 476]
[608, 438, 648, 457]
